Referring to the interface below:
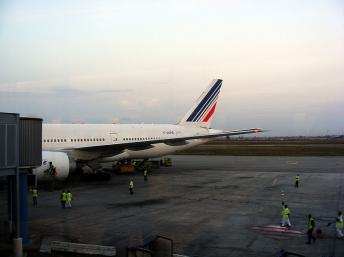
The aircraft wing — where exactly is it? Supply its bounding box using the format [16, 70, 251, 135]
[73, 128, 265, 157]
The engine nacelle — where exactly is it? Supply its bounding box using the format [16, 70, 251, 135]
[32, 151, 76, 181]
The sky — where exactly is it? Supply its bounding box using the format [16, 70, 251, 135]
[0, 0, 344, 136]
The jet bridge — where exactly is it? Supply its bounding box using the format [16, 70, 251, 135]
[0, 112, 42, 257]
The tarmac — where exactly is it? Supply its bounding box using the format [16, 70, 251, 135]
[2, 155, 344, 257]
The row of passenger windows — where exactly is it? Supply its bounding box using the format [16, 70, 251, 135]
[43, 137, 163, 143]
[43, 138, 106, 143]
[123, 137, 161, 141]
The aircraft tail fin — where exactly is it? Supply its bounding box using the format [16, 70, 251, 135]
[179, 79, 222, 128]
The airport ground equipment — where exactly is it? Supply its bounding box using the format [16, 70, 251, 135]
[0, 113, 42, 257]
[160, 158, 172, 167]
[118, 164, 135, 173]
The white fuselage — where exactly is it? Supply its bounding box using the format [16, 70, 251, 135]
[42, 124, 218, 161]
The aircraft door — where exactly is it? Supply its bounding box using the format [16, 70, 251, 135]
[110, 132, 118, 143]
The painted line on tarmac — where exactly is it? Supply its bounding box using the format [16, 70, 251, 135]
[247, 224, 305, 240]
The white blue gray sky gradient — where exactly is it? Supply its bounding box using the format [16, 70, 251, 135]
[1, 0, 344, 136]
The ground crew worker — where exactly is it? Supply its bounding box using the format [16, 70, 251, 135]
[66, 190, 72, 208]
[60, 190, 67, 208]
[295, 174, 300, 188]
[31, 187, 38, 207]
[335, 211, 344, 238]
[280, 202, 285, 226]
[129, 180, 134, 195]
[281, 204, 291, 228]
[143, 168, 148, 181]
[306, 214, 316, 244]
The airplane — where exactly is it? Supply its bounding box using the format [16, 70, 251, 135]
[32, 79, 264, 181]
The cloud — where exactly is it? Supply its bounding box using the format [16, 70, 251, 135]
[0, 84, 133, 97]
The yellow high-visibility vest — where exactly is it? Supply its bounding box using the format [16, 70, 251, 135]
[308, 217, 315, 229]
[295, 175, 300, 181]
[32, 189, 38, 197]
[129, 181, 134, 188]
[66, 192, 72, 201]
[283, 208, 290, 219]
[336, 215, 343, 228]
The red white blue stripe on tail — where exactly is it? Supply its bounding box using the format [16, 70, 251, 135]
[179, 79, 222, 128]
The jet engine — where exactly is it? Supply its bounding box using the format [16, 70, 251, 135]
[32, 151, 76, 181]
